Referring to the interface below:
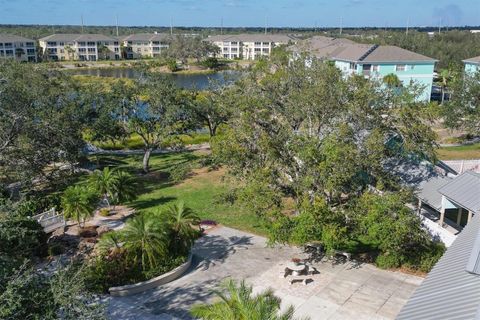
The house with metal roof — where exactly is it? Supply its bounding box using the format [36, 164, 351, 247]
[293, 36, 437, 101]
[205, 34, 297, 60]
[415, 171, 480, 246]
[0, 34, 37, 62]
[464, 55, 480, 74]
[397, 211, 480, 319]
[120, 33, 171, 59]
[38, 34, 120, 61]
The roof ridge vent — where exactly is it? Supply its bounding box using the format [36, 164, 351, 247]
[358, 44, 379, 61]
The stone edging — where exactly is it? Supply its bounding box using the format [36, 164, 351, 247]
[108, 253, 193, 297]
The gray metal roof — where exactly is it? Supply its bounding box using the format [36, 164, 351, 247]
[0, 33, 35, 43]
[361, 45, 437, 63]
[464, 56, 480, 64]
[417, 176, 453, 211]
[397, 213, 480, 320]
[438, 171, 480, 213]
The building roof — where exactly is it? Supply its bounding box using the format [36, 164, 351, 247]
[121, 33, 171, 42]
[417, 175, 453, 211]
[0, 33, 35, 43]
[205, 33, 297, 44]
[438, 171, 480, 213]
[397, 213, 480, 320]
[464, 56, 480, 64]
[361, 45, 437, 63]
[39, 34, 118, 42]
[294, 36, 436, 63]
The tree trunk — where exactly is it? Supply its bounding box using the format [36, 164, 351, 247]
[143, 148, 152, 173]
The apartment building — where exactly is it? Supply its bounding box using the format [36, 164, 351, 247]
[463, 56, 480, 74]
[294, 36, 437, 101]
[120, 33, 171, 59]
[205, 34, 297, 60]
[38, 34, 120, 61]
[0, 34, 37, 62]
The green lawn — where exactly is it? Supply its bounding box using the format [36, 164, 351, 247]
[90, 132, 210, 151]
[436, 143, 480, 160]
[91, 151, 267, 236]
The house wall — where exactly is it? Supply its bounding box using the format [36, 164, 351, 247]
[358, 62, 435, 101]
[0, 40, 37, 62]
[39, 40, 120, 61]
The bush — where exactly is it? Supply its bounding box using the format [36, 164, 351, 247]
[375, 253, 403, 269]
[48, 244, 65, 257]
[0, 215, 47, 259]
[99, 208, 110, 217]
[166, 59, 178, 72]
[168, 163, 192, 184]
[200, 57, 219, 69]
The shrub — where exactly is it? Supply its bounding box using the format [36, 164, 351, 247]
[48, 244, 65, 257]
[200, 57, 219, 69]
[0, 215, 47, 258]
[166, 59, 178, 72]
[375, 253, 403, 269]
[169, 163, 192, 184]
[99, 208, 110, 217]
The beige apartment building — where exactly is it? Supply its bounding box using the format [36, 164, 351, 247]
[0, 34, 37, 62]
[205, 34, 297, 60]
[38, 34, 120, 61]
[120, 33, 171, 59]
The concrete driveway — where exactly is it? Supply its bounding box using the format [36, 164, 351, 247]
[108, 226, 422, 319]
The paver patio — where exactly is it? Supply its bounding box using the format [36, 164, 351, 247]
[108, 226, 423, 319]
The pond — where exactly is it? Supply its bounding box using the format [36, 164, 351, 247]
[66, 68, 243, 90]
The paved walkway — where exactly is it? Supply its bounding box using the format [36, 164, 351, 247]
[107, 227, 422, 319]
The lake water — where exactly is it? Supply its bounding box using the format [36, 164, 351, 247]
[66, 68, 243, 90]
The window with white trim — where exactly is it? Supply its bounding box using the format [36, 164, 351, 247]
[396, 64, 406, 71]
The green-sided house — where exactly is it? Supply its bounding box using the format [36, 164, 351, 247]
[464, 55, 480, 75]
[293, 36, 437, 101]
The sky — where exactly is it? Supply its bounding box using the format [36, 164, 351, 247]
[0, 0, 479, 28]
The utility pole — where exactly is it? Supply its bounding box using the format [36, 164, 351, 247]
[170, 17, 173, 35]
[438, 18, 442, 34]
[221, 17, 223, 35]
[115, 15, 119, 37]
[81, 14, 84, 33]
[339, 17, 343, 35]
[406, 17, 409, 35]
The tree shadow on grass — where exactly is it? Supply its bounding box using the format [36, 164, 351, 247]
[130, 196, 177, 211]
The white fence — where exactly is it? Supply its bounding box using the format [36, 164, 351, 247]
[32, 208, 65, 233]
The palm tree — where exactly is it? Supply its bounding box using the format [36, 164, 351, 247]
[439, 69, 452, 104]
[163, 201, 200, 254]
[121, 214, 168, 271]
[383, 73, 402, 88]
[89, 167, 118, 207]
[61, 185, 96, 227]
[111, 170, 138, 207]
[190, 279, 299, 320]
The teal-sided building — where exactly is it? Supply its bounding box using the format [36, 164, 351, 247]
[293, 36, 437, 101]
[463, 55, 480, 74]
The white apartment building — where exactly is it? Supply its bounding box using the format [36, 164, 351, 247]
[39, 34, 120, 61]
[120, 33, 171, 59]
[205, 34, 297, 60]
[0, 34, 37, 62]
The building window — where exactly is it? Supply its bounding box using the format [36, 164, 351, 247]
[223, 54, 229, 58]
[262, 42, 269, 46]
[48, 48, 58, 53]
[372, 65, 380, 72]
[254, 42, 261, 46]
[88, 48, 95, 53]
[59, 42, 64, 46]
[78, 48, 86, 53]
[88, 55, 97, 61]
[231, 41, 238, 45]
[78, 42, 86, 47]
[114, 48, 119, 52]
[114, 41, 119, 45]
[47, 42, 56, 46]
[396, 64, 406, 72]
[410, 65, 415, 70]
[231, 48, 238, 52]
[87, 42, 95, 46]
[5, 50, 14, 56]
[262, 48, 269, 53]
[27, 49, 35, 55]
[0, 43, 3, 48]
[254, 48, 261, 52]
[26, 42, 34, 47]
[0, 50, 4, 56]
[223, 47, 228, 52]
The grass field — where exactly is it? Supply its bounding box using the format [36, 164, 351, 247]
[91, 151, 267, 236]
[89, 132, 210, 151]
[436, 143, 480, 160]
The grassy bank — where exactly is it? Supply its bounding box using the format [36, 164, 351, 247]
[90, 151, 267, 236]
[436, 143, 480, 160]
